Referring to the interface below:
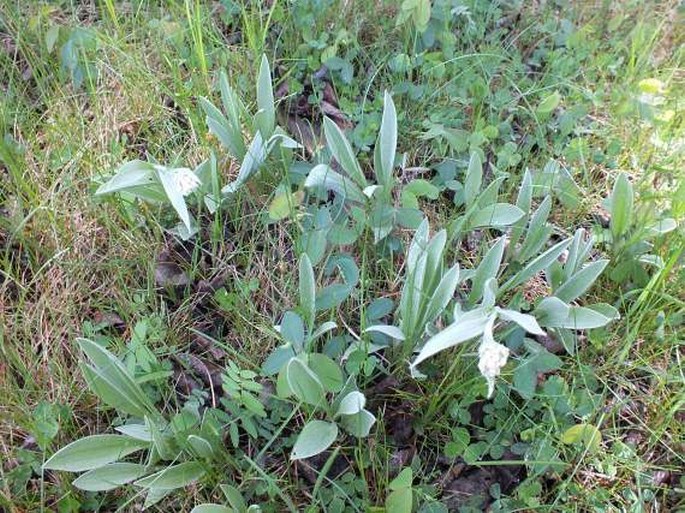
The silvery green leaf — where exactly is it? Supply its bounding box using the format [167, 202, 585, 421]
[222, 132, 266, 194]
[469, 237, 505, 304]
[43, 435, 147, 472]
[376, 91, 397, 189]
[156, 167, 192, 231]
[339, 409, 376, 438]
[308, 353, 343, 393]
[497, 308, 545, 335]
[557, 305, 619, 329]
[73, 463, 147, 492]
[335, 391, 366, 417]
[534, 297, 570, 327]
[200, 96, 245, 160]
[468, 203, 525, 229]
[95, 160, 156, 196]
[219, 69, 246, 159]
[261, 344, 295, 375]
[280, 311, 305, 350]
[323, 116, 367, 187]
[364, 325, 405, 340]
[477, 176, 507, 209]
[187, 435, 214, 459]
[304, 164, 366, 204]
[78, 338, 158, 418]
[518, 196, 553, 263]
[424, 264, 460, 324]
[135, 461, 205, 490]
[610, 173, 633, 240]
[286, 358, 325, 406]
[463, 151, 482, 207]
[255, 54, 275, 139]
[310, 321, 337, 343]
[424, 229, 447, 290]
[411, 309, 492, 369]
[481, 277, 498, 309]
[115, 424, 152, 442]
[502, 238, 572, 293]
[191, 505, 233, 513]
[638, 254, 663, 267]
[554, 259, 608, 303]
[646, 218, 677, 236]
[291, 421, 338, 460]
[299, 253, 316, 329]
[220, 483, 247, 512]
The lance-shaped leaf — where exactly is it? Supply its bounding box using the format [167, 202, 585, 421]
[44, 435, 148, 472]
[222, 132, 267, 194]
[610, 173, 633, 240]
[554, 259, 608, 303]
[374, 91, 397, 189]
[323, 117, 366, 187]
[464, 151, 482, 207]
[73, 463, 147, 491]
[135, 461, 205, 490]
[501, 238, 572, 293]
[255, 54, 275, 139]
[411, 309, 492, 369]
[304, 164, 366, 204]
[468, 203, 524, 229]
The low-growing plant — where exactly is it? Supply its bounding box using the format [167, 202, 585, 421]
[93, 55, 300, 239]
[262, 253, 375, 460]
[598, 172, 677, 286]
[43, 339, 228, 508]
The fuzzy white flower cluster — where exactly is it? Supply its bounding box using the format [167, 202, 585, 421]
[478, 333, 510, 399]
[172, 168, 201, 196]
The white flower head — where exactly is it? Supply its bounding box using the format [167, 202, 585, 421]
[477, 319, 509, 398]
[172, 168, 201, 196]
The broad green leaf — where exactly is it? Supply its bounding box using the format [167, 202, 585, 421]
[220, 483, 247, 512]
[299, 253, 316, 329]
[187, 435, 214, 459]
[536, 91, 562, 116]
[369, 203, 395, 242]
[463, 151, 482, 207]
[78, 338, 157, 418]
[376, 91, 397, 189]
[135, 461, 205, 490]
[497, 308, 545, 335]
[291, 420, 338, 460]
[468, 203, 524, 229]
[512, 339, 562, 399]
[610, 173, 633, 240]
[335, 391, 366, 417]
[562, 305, 618, 329]
[44, 435, 147, 472]
[339, 409, 376, 437]
[561, 424, 602, 452]
[191, 505, 234, 513]
[389, 467, 413, 490]
[115, 424, 152, 442]
[502, 238, 572, 293]
[412, 309, 492, 369]
[304, 164, 366, 204]
[73, 463, 147, 491]
[404, 179, 440, 200]
[286, 358, 325, 406]
[534, 297, 570, 327]
[386, 467, 413, 513]
[280, 311, 305, 350]
[156, 167, 191, 231]
[310, 321, 337, 344]
[308, 353, 344, 393]
[554, 259, 608, 303]
[469, 238, 505, 304]
[315, 283, 352, 311]
[222, 132, 266, 194]
[646, 218, 677, 236]
[255, 54, 275, 139]
[363, 325, 405, 340]
[95, 160, 156, 196]
[323, 117, 366, 188]
[144, 488, 171, 508]
[268, 191, 303, 220]
[261, 345, 295, 376]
